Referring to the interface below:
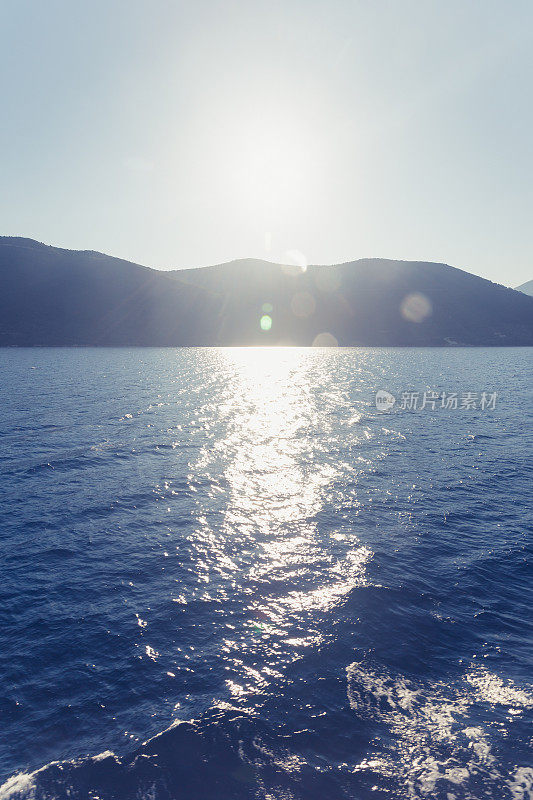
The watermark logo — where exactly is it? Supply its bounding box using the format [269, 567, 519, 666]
[375, 389, 396, 412]
[375, 390, 497, 412]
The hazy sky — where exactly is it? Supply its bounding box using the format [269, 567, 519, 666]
[1, 0, 532, 285]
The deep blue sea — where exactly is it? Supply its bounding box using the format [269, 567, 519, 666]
[0, 347, 531, 800]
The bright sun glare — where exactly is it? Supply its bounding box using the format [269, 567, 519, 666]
[224, 115, 316, 218]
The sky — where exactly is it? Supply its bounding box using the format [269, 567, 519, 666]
[1, 0, 532, 286]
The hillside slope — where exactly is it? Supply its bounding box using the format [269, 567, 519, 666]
[174, 257, 533, 346]
[0, 238, 218, 345]
[1, 238, 532, 346]
[516, 280, 533, 297]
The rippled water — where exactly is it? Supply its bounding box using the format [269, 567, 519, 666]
[0, 347, 531, 800]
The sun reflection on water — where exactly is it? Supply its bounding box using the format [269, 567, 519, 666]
[218, 347, 331, 533]
[183, 347, 372, 696]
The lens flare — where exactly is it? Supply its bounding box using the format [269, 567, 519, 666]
[260, 314, 272, 331]
[400, 293, 432, 323]
[283, 249, 308, 275]
[312, 332, 338, 347]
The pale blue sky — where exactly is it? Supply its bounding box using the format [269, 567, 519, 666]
[1, 0, 532, 285]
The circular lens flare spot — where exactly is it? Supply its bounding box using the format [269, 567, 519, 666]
[312, 332, 338, 347]
[282, 249, 308, 276]
[400, 293, 432, 323]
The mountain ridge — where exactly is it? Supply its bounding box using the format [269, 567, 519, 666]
[516, 279, 533, 297]
[1, 236, 532, 346]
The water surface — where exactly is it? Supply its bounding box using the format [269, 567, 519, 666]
[0, 347, 531, 799]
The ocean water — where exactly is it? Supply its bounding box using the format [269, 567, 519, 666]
[0, 347, 531, 800]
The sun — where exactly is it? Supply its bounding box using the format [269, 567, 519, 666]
[222, 114, 316, 217]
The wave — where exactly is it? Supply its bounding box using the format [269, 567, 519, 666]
[346, 659, 533, 799]
[0, 707, 352, 800]
[3, 658, 532, 800]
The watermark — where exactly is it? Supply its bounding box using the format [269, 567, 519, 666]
[375, 390, 497, 412]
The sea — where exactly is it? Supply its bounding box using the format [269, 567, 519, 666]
[0, 347, 531, 800]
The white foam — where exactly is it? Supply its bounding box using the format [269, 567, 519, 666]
[0, 750, 119, 800]
[0, 771, 36, 800]
[508, 767, 533, 800]
[347, 661, 532, 799]
[92, 749, 116, 763]
[466, 667, 533, 709]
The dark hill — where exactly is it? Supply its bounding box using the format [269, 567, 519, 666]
[516, 279, 533, 297]
[1, 237, 532, 346]
[173, 257, 533, 346]
[0, 238, 219, 346]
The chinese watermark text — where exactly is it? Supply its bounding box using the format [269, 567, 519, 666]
[375, 390, 497, 412]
